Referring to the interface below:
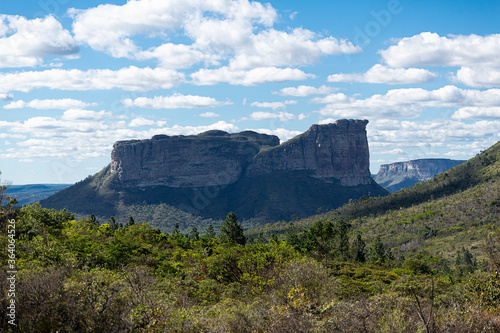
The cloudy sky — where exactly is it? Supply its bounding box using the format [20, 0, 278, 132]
[0, 0, 499, 184]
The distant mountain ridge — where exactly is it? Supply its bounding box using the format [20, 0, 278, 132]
[7, 184, 71, 206]
[41, 119, 388, 231]
[374, 158, 466, 192]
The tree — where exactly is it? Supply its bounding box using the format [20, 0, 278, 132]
[306, 220, 336, 265]
[206, 224, 216, 239]
[108, 216, 117, 231]
[189, 227, 199, 242]
[352, 233, 366, 262]
[219, 212, 246, 245]
[127, 216, 135, 227]
[172, 222, 180, 236]
[335, 219, 350, 259]
[367, 236, 385, 262]
[90, 214, 99, 226]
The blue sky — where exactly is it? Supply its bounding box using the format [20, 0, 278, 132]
[0, 0, 499, 184]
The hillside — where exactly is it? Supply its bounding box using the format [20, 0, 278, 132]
[248, 141, 500, 262]
[41, 120, 388, 232]
[2, 143, 499, 331]
[374, 159, 466, 192]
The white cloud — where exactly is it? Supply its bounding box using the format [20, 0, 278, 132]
[142, 43, 220, 69]
[314, 85, 500, 119]
[0, 93, 13, 101]
[380, 32, 500, 68]
[0, 114, 241, 160]
[229, 28, 361, 69]
[251, 101, 286, 110]
[452, 107, 500, 120]
[122, 93, 231, 109]
[327, 64, 437, 84]
[277, 85, 335, 97]
[70, 0, 277, 60]
[369, 119, 500, 144]
[69, 0, 359, 72]
[129, 116, 167, 127]
[452, 67, 500, 88]
[4, 98, 95, 110]
[0, 66, 184, 93]
[247, 127, 301, 142]
[191, 66, 315, 86]
[61, 109, 112, 121]
[0, 15, 79, 68]
[249, 111, 295, 121]
[199, 112, 220, 118]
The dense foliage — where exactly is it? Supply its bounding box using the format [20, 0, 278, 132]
[1, 201, 499, 332]
[2, 142, 500, 331]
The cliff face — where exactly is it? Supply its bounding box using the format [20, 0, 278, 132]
[44, 119, 388, 225]
[374, 159, 466, 192]
[111, 119, 373, 188]
[110, 130, 280, 187]
[246, 119, 372, 186]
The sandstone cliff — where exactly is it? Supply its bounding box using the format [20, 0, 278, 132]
[42, 119, 389, 228]
[246, 119, 372, 186]
[374, 159, 466, 192]
[111, 119, 373, 188]
[110, 130, 279, 187]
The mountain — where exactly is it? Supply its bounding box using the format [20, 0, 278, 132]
[41, 119, 388, 231]
[6, 184, 71, 206]
[374, 159, 466, 192]
[248, 141, 500, 262]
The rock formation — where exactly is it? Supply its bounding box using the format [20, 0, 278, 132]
[41, 119, 389, 227]
[111, 130, 279, 187]
[246, 119, 372, 186]
[111, 119, 373, 188]
[374, 159, 466, 192]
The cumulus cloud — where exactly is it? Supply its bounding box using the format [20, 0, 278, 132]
[0, 93, 13, 101]
[369, 119, 500, 144]
[277, 85, 336, 97]
[314, 85, 500, 119]
[249, 111, 295, 121]
[122, 94, 231, 109]
[69, 0, 277, 60]
[129, 116, 167, 127]
[0, 15, 79, 68]
[327, 64, 437, 84]
[247, 127, 301, 142]
[380, 32, 500, 68]
[452, 67, 500, 88]
[61, 109, 112, 121]
[191, 66, 315, 86]
[199, 112, 220, 118]
[4, 98, 95, 109]
[452, 107, 500, 120]
[229, 28, 360, 69]
[0, 66, 184, 93]
[0, 115, 241, 160]
[250, 100, 296, 110]
[69, 0, 359, 71]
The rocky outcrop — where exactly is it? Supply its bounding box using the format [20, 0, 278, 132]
[374, 159, 466, 192]
[111, 119, 373, 188]
[110, 130, 280, 187]
[246, 119, 372, 186]
[45, 119, 388, 225]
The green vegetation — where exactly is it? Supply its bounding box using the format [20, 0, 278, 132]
[1, 200, 500, 331]
[2, 141, 500, 331]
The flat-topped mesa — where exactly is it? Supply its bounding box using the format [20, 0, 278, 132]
[246, 119, 372, 186]
[110, 130, 280, 187]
